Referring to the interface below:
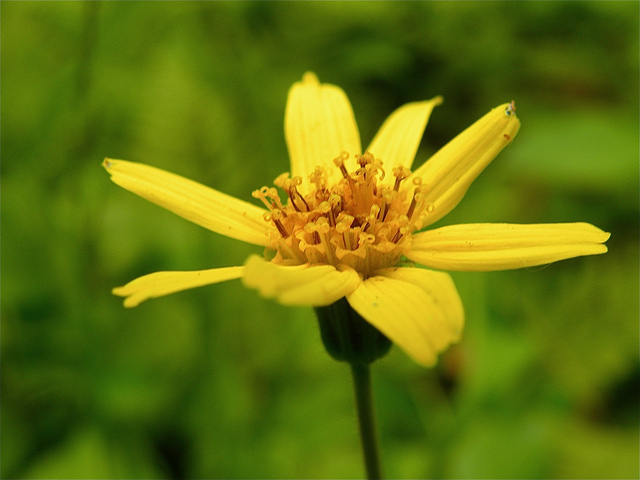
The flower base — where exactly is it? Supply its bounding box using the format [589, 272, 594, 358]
[314, 297, 392, 366]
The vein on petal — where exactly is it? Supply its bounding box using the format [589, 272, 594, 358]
[113, 266, 245, 307]
[410, 103, 521, 226]
[407, 222, 611, 271]
[242, 254, 361, 306]
[103, 159, 271, 246]
[346, 268, 464, 366]
[285, 73, 361, 188]
[367, 97, 443, 171]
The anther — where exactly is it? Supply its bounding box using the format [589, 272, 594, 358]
[357, 152, 374, 168]
[393, 166, 411, 191]
[329, 193, 342, 210]
[338, 227, 353, 251]
[253, 188, 274, 210]
[310, 166, 327, 193]
[271, 209, 289, 238]
[406, 190, 422, 220]
[379, 190, 396, 222]
[267, 187, 284, 209]
[288, 178, 310, 212]
[392, 226, 409, 244]
[358, 232, 376, 246]
[333, 152, 351, 179]
[406, 183, 431, 223]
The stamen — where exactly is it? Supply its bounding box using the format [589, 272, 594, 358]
[271, 209, 289, 238]
[310, 166, 328, 198]
[405, 191, 421, 220]
[318, 200, 337, 227]
[363, 204, 380, 233]
[358, 232, 375, 276]
[278, 237, 305, 262]
[329, 193, 342, 211]
[316, 217, 337, 265]
[392, 226, 409, 244]
[393, 166, 411, 191]
[252, 188, 273, 210]
[333, 151, 351, 179]
[336, 214, 355, 250]
[256, 149, 422, 274]
[406, 186, 432, 228]
[267, 187, 284, 209]
[379, 190, 396, 222]
[288, 176, 310, 212]
[357, 152, 375, 168]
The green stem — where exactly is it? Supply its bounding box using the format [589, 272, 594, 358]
[350, 363, 382, 480]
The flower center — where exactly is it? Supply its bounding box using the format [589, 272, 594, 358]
[253, 152, 432, 278]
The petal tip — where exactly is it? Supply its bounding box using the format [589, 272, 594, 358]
[112, 286, 139, 308]
[301, 71, 319, 85]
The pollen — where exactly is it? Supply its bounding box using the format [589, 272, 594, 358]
[257, 152, 434, 278]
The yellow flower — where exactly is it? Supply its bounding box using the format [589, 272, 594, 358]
[103, 72, 610, 366]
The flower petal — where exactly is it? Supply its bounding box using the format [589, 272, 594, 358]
[285, 72, 361, 186]
[346, 267, 464, 366]
[411, 102, 521, 226]
[113, 266, 245, 308]
[242, 255, 361, 306]
[407, 222, 610, 271]
[103, 159, 270, 246]
[366, 96, 443, 170]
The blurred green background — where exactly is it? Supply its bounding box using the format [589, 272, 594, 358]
[2, 1, 638, 478]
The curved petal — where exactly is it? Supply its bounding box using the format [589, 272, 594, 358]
[366, 96, 443, 171]
[103, 159, 271, 246]
[242, 255, 361, 306]
[285, 72, 361, 187]
[411, 103, 521, 226]
[113, 266, 245, 308]
[407, 222, 610, 271]
[346, 267, 464, 366]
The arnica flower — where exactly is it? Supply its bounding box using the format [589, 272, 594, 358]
[104, 72, 610, 367]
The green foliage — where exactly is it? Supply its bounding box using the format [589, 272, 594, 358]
[2, 2, 638, 478]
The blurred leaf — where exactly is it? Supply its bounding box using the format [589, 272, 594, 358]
[20, 427, 164, 479]
[506, 107, 638, 196]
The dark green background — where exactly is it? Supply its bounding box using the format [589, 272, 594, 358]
[2, 2, 638, 478]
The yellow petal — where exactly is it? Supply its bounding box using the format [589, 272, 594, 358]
[103, 159, 270, 246]
[407, 222, 610, 271]
[411, 102, 521, 226]
[346, 267, 464, 367]
[113, 266, 245, 308]
[366, 96, 443, 170]
[285, 72, 361, 187]
[242, 255, 361, 306]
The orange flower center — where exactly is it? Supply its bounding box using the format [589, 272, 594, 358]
[253, 152, 432, 278]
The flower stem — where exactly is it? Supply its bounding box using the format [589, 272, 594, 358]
[350, 362, 382, 480]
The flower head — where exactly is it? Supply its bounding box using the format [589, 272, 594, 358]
[104, 73, 610, 366]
